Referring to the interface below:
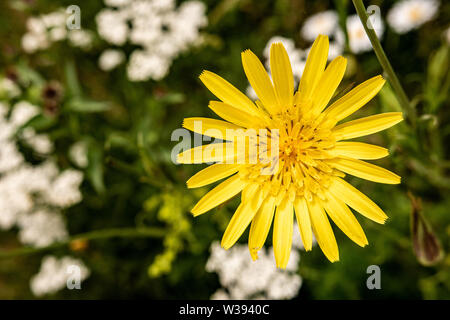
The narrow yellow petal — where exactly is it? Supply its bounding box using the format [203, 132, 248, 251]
[248, 196, 276, 260]
[177, 143, 235, 164]
[199, 70, 259, 115]
[222, 199, 260, 250]
[312, 56, 347, 115]
[273, 199, 294, 269]
[328, 157, 401, 184]
[187, 164, 242, 188]
[324, 75, 386, 122]
[323, 192, 368, 247]
[330, 142, 389, 160]
[191, 174, 246, 216]
[208, 101, 258, 128]
[183, 117, 243, 140]
[307, 197, 339, 262]
[297, 35, 329, 102]
[242, 49, 279, 114]
[328, 177, 388, 224]
[333, 112, 403, 140]
[293, 197, 313, 251]
[270, 42, 294, 109]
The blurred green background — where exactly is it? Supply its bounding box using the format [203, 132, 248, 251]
[0, 0, 448, 299]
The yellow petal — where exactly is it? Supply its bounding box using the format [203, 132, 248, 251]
[191, 174, 246, 216]
[312, 56, 347, 115]
[222, 199, 260, 250]
[242, 49, 279, 114]
[177, 143, 235, 164]
[324, 75, 386, 122]
[248, 196, 276, 260]
[307, 197, 339, 262]
[328, 157, 401, 184]
[273, 199, 294, 268]
[333, 112, 403, 140]
[296, 35, 329, 102]
[323, 192, 368, 247]
[293, 197, 313, 251]
[199, 70, 259, 115]
[187, 164, 242, 188]
[330, 142, 389, 160]
[208, 101, 258, 128]
[270, 42, 294, 109]
[328, 177, 388, 224]
[183, 117, 243, 140]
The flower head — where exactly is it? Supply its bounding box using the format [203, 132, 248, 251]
[178, 35, 402, 267]
[387, 0, 440, 34]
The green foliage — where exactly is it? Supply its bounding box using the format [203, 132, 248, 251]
[0, 0, 448, 299]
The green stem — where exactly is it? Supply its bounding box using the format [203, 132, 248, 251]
[0, 227, 166, 259]
[352, 0, 417, 126]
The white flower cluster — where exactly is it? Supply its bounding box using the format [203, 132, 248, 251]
[0, 100, 87, 296]
[387, 0, 440, 34]
[96, 0, 208, 81]
[206, 225, 311, 300]
[30, 255, 90, 297]
[301, 10, 384, 55]
[0, 101, 83, 247]
[21, 9, 94, 53]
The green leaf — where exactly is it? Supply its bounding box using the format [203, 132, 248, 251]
[66, 98, 110, 113]
[64, 60, 82, 97]
[87, 140, 105, 194]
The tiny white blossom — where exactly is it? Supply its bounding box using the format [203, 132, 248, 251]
[347, 14, 384, 54]
[387, 0, 440, 34]
[301, 10, 339, 41]
[30, 256, 90, 296]
[207, 241, 302, 300]
[17, 209, 68, 247]
[98, 49, 126, 71]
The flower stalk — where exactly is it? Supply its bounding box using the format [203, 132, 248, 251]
[0, 227, 166, 259]
[352, 0, 417, 126]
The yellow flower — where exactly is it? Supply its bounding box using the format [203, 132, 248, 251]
[177, 35, 402, 268]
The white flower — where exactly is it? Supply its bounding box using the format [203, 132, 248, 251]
[10, 101, 39, 128]
[21, 128, 54, 154]
[127, 51, 171, 81]
[41, 11, 67, 28]
[347, 14, 384, 54]
[26, 17, 47, 34]
[387, 0, 440, 34]
[21, 32, 49, 53]
[98, 49, 126, 71]
[97, 0, 208, 81]
[67, 29, 94, 49]
[0, 141, 24, 174]
[69, 141, 89, 168]
[301, 10, 339, 41]
[246, 86, 258, 101]
[206, 241, 302, 300]
[96, 9, 129, 45]
[104, 0, 132, 7]
[30, 256, 90, 296]
[49, 27, 67, 42]
[0, 78, 21, 99]
[17, 209, 68, 247]
[44, 169, 83, 207]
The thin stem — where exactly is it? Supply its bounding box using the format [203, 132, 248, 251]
[352, 0, 417, 126]
[0, 227, 166, 259]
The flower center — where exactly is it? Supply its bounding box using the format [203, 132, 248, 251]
[239, 108, 341, 202]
